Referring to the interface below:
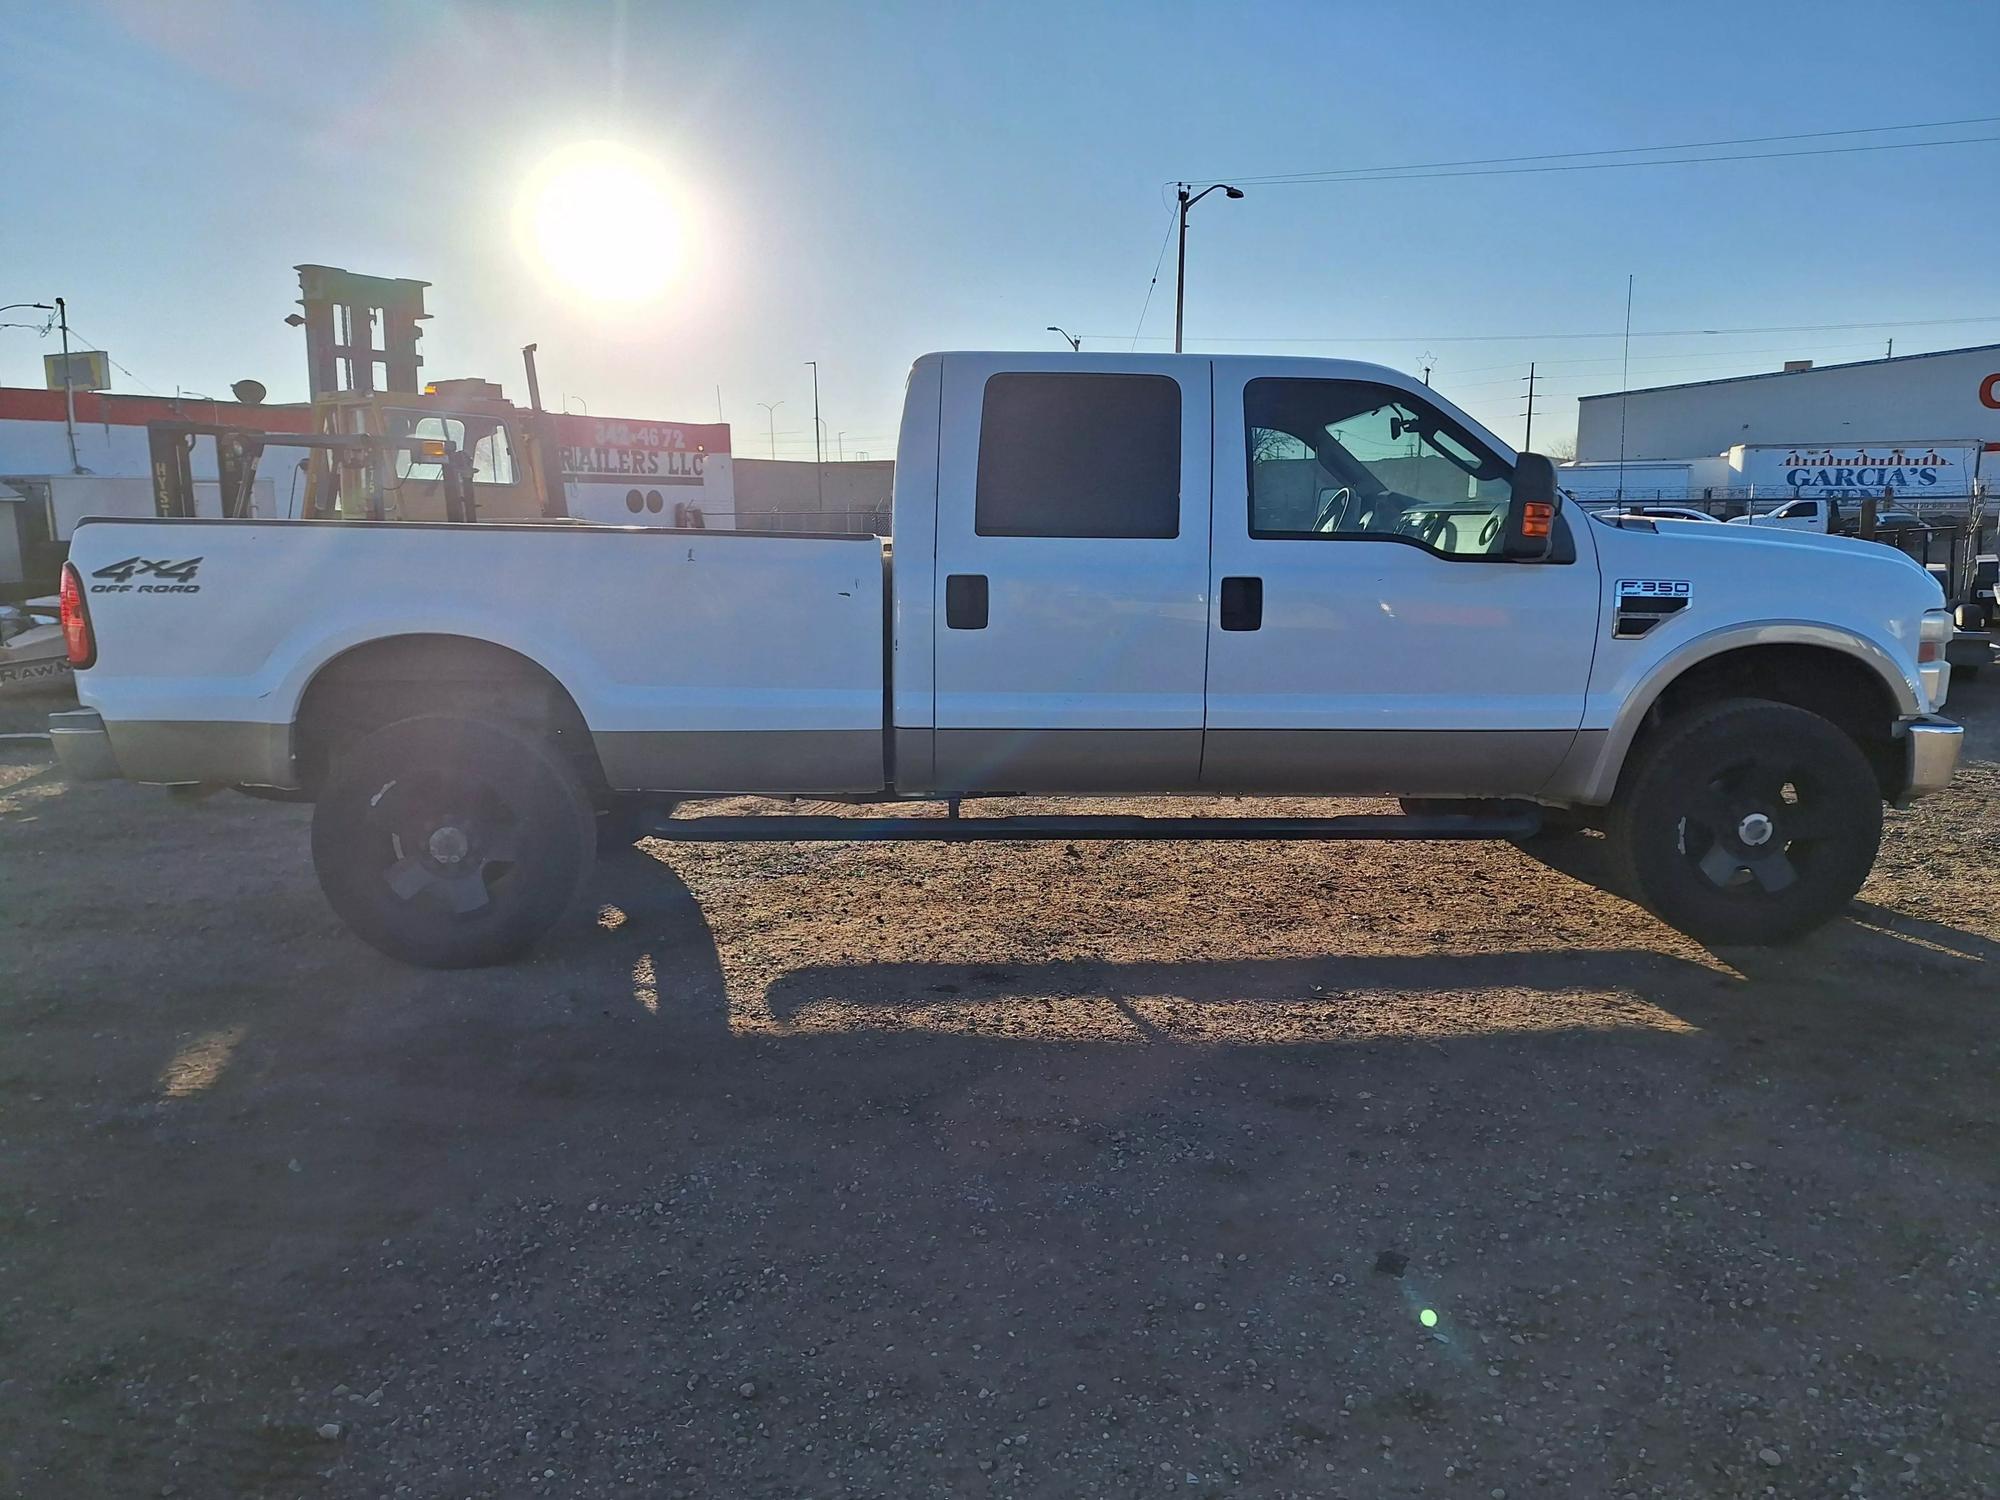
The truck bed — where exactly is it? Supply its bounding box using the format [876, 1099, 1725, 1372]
[65, 517, 889, 793]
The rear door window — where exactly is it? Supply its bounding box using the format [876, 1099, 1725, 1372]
[974, 373, 1181, 538]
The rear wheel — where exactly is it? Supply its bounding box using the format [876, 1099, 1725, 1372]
[311, 715, 596, 968]
[1606, 698, 1881, 946]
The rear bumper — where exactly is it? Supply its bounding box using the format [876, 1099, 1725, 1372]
[1898, 715, 1963, 803]
[48, 708, 121, 782]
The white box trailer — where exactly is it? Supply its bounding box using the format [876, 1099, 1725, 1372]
[1556, 458, 1730, 506]
[2, 474, 278, 593]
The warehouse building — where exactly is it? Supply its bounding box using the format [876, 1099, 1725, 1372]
[1574, 342, 2000, 464]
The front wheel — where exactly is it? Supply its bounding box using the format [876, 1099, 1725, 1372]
[311, 715, 597, 968]
[1605, 699, 1881, 946]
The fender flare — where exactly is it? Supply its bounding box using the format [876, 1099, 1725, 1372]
[1551, 620, 1922, 805]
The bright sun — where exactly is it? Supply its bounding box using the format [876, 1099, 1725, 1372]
[522, 142, 682, 303]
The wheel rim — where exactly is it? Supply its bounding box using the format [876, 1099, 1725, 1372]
[1673, 750, 1842, 896]
[364, 773, 523, 915]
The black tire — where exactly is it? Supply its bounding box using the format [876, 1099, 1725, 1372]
[311, 715, 596, 968]
[1605, 698, 1881, 946]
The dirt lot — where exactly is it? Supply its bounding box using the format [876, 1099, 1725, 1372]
[2, 689, 1998, 1500]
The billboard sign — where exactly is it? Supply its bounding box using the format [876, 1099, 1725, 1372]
[44, 351, 111, 392]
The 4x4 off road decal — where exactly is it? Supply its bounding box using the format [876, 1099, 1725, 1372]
[90, 557, 203, 594]
[1613, 577, 1690, 640]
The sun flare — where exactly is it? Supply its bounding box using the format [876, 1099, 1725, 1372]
[521, 141, 682, 303]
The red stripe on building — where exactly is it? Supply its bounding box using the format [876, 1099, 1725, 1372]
[0, 386, 314, 432]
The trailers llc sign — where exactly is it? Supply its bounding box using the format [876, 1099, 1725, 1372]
[558, 418, 711, 487]
[1749, 445, 1970, 500]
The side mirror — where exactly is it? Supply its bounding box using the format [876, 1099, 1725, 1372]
[1502, 452, 1558, 561]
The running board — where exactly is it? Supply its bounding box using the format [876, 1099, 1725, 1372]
[640, 811, 1540, 843]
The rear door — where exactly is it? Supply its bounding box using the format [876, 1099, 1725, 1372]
[931, 355, 1212, 792]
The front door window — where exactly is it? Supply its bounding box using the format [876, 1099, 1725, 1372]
[1246, 379, 1513, 557]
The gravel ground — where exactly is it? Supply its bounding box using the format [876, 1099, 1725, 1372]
[1, 686, 1997, 1499]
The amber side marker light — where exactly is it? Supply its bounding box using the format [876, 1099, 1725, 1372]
[59, 561, 96, 668]
[1521, 501, 1555, 539]
[1918, 610, 1953, 664]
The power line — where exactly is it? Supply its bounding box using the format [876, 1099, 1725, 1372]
[1442, 338, 1893, 380]
[1129, 203, 1179, 351]
[1205, 127, 2000, 190]
[1200, 114, 2000, 187]
[60, 326, 156, 393]
[1079, 313, 2000, 347]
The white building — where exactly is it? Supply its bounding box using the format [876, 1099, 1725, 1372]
[1574, 342, 2000, 465]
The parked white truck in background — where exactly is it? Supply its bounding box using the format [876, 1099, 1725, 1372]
[52, 353, 1963, 965]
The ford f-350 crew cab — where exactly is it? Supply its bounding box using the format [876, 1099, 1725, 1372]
[52, 353, 1964, 966]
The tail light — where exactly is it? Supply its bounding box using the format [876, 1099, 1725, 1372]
[59, 562, 96, 668]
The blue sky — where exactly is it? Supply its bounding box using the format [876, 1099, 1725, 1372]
[4, 0, 1997, 457]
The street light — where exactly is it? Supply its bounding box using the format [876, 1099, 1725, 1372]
[805, 361, 824, 511]
[757, 400, 785, 459]
[1174, 182, 1244, 354]
[1046, 326, 1081, 352]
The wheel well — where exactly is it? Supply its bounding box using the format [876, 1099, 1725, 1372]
[1634, 644, 1904, 797]
[293, 634, 603, 797]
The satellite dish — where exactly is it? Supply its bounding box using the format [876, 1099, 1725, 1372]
[230, 379, 267, 406]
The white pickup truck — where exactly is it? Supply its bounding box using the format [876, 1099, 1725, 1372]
[52, 352, 1963, 965]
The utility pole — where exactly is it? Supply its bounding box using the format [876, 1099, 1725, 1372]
[1420, 351, 1435, 387]
[1521, 361, 1540, 452]
[1173, 182, 1244, 354]
[1886, 338, 1894, 359]
[3, 299, 76, 470]
[757, 400, 784, 459]
[806, 361, 823, 511]
[56, 297, 80, 473]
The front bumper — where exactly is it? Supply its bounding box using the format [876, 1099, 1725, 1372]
[48, 708, 121, 782]
[1899, 715, 1963, 802]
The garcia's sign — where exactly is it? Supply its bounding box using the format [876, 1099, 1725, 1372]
[1733, 444, 1974, 500]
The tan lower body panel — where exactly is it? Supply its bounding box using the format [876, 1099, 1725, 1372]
[593, 728, 884, 794]
[1199, 728, 1581, 798]
[105, 720, 294, 787]
[931, 728, 1203, 795]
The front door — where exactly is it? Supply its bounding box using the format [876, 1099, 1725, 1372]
[931, 355, 1212, 792]
[1201, 367, 1600, 795]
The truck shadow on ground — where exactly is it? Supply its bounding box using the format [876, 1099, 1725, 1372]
[548, 835, 1995, 1054]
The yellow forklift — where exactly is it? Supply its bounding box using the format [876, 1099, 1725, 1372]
[149, 264, 569, 525]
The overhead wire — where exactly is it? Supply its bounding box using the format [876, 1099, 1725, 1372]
[1081, 314, 2000, 347]
[1195, 114, 2000, 188]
